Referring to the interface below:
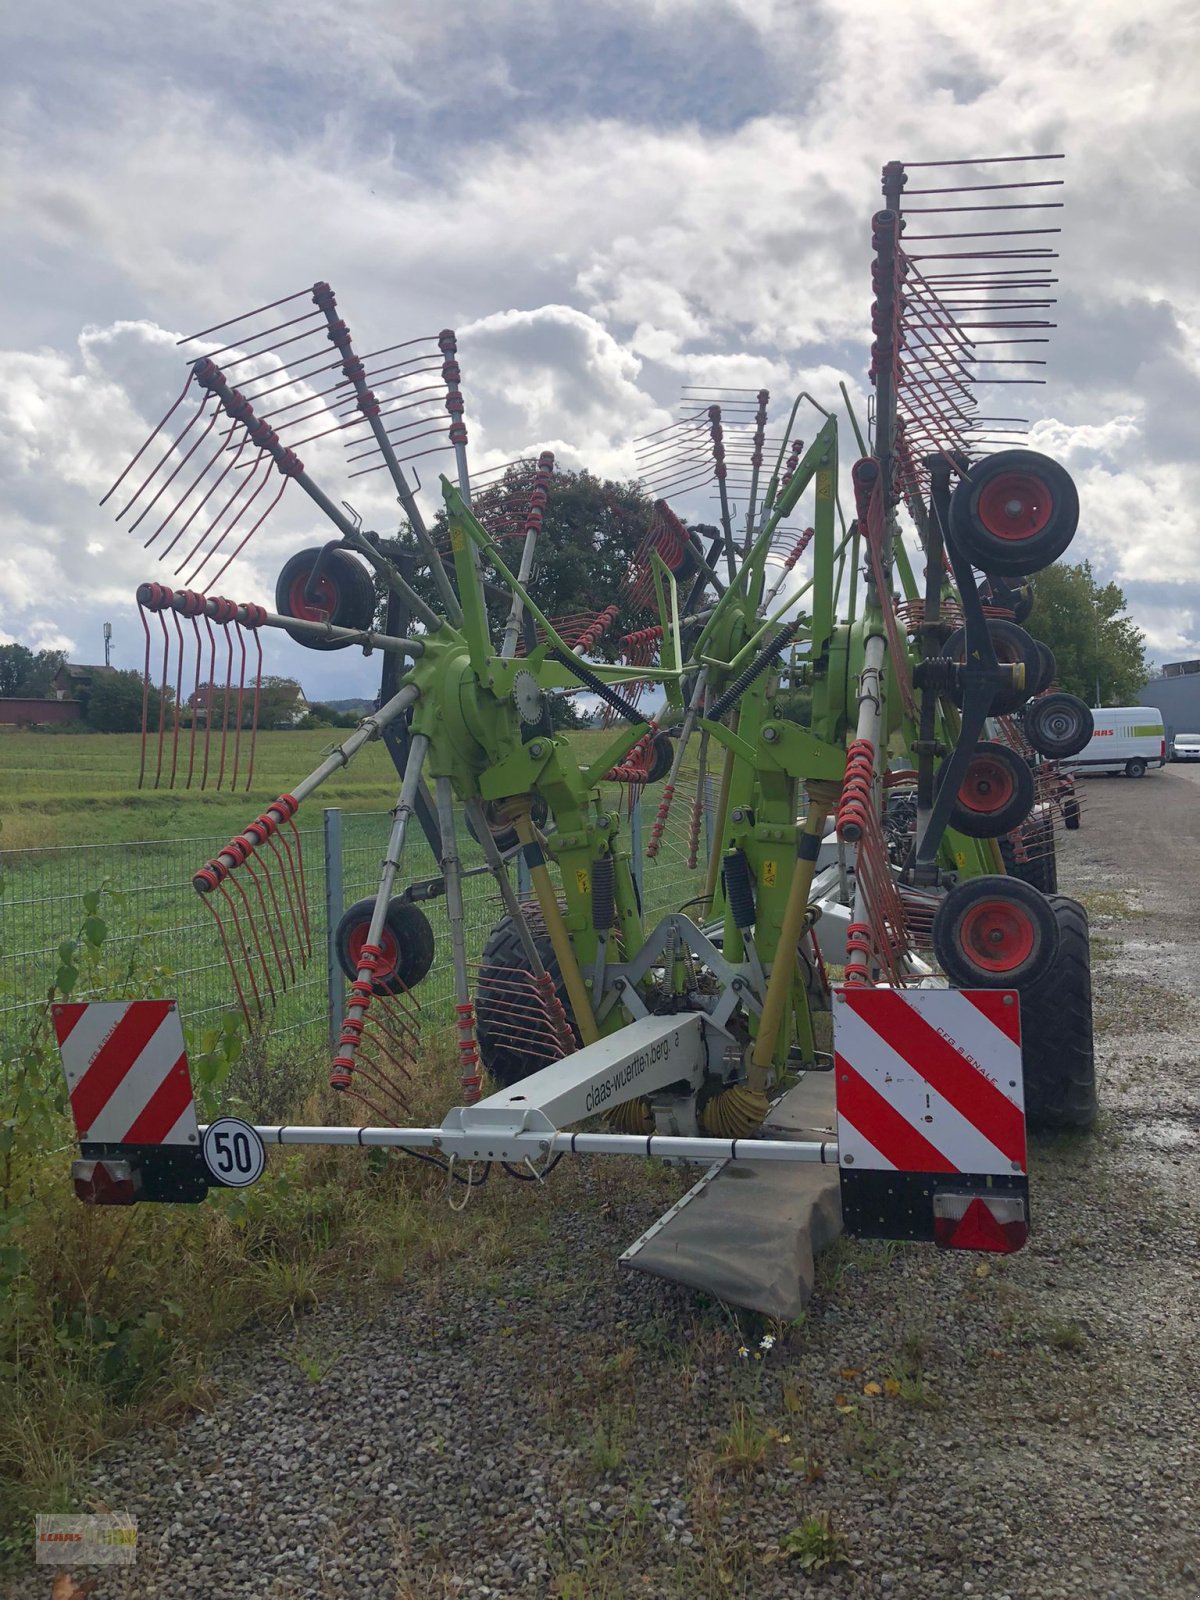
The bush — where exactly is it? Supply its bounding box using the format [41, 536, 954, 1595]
[84, 670, 165, 733]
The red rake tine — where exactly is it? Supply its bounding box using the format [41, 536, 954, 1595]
[169, 607, 185, 787]
[100, 370, 196, 510]
[230, 619, 248, 792]
[201, 614, 218, 791]
[185, 451, 274, 588]
[242, 853, 290, 990]
[199, 886, 258, 1028]
[162, 429, 255, 564]
[171, 437, 260, 576]
[129, 400, 221, 536]
[203, 473, 289, 592]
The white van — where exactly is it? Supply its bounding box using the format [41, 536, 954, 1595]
[1063, 706, 1166, 778]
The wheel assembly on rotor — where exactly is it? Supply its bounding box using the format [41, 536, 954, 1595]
[942, 617, 1041, 716]
[938, 739, 1035, 839]
[1023, 692, 1094, 759]
[948, 450, 1079, 577]
[335, 897, 436, 994]
[932, 875, 1059, 990]
[275, 546, 376, 649]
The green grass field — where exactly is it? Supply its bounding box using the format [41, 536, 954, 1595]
[0, 728, 710, 1049]
[0, 729, 406, 850]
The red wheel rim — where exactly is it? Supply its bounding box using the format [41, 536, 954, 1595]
[347, 920, 399, 978]
[976, 472, 1053, 542]
[288, 570, 337, 623]
[958, 898, 1035, 974]
[959, 756, 1016, 816]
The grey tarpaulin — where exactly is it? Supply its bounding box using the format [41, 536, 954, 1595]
[620, 1074, 843, 1321]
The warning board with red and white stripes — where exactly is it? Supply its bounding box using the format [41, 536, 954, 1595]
[53, 1001, 198, 1147]
[833, 986, 1025, 1177]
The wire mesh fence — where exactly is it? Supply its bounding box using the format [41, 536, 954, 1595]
[0, 782, 718, 1066]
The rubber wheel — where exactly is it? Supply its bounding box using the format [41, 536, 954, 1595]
[1000, 818, 1057, 895]
[475, 913, 579, 1087]
[645, 730, 675, 784]
[335, 897, 435, 994]
[1031, 640, 1058, 696]
[1019, 895, 1097, 1130]
[1063, 795, 1082, 831]
[937, 740, 1035, 838]
[932, 875, 1059, 990]
[1024, 693, 1094, 759]
[949, 450, 1079, 576]
[275, 547, 376, 650]
[943, 618, 1040, 716]
[1125, 759, 1147, 778]
[465, 794, 548, 855]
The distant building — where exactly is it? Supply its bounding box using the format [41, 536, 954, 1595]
[0, 697, 82, 728]
[52, 663, 119, 701]
[190, 682, 309, 728]
[1138, 660, 1200, 746]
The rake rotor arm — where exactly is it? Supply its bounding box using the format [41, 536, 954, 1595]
[192, 684, 421, 892]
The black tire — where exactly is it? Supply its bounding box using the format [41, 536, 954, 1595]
[275, 547, 376, 650]
[1019, 895, 1097, 1130]
[645, 730, 675, 784]
[943, 618, 1040, 716]
[1000, 818, 1057, 895]
[1031, 640, 1058, 696]
[465, 794, 548, 855]
[932, 875, 1059, 990]
[1024, 693, 1094, 760]
[475, 913, 579, 1087]
[1125, 759, 1147, 779]
[1063, 796, 1081, 831]
[335, 897, 435, 994]
[949, 450, 1079, 576]
[937, 741, 1035, 838]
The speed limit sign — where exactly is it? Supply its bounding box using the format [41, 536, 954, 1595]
[202, 1118, 266, 1188]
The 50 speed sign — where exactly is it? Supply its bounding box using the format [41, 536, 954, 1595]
[201, 1118, 266, 1188]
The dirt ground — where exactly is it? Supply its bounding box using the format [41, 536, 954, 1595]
[10, 766, 1200, 1600]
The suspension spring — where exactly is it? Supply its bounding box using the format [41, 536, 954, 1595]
[708, 621, 801, 721]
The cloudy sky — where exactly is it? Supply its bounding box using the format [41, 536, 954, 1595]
[1, 0, 1196, 701]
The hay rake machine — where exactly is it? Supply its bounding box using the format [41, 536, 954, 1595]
[57, 154, 1099, 1304]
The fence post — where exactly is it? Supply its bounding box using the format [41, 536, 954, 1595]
[324, 808, 344, 1051]
[630, 792, 644, 904]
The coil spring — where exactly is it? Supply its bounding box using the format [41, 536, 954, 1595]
[708, 621, 801, 720]
[590, 856, 615, 931]
[548, 647, 643, 725]
[722, 849, 756, 930]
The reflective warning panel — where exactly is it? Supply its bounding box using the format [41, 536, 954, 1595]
[832, 987, 1026, 1178]
[53, 1001, 198, 1148]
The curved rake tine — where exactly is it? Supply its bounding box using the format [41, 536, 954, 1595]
[100, 370, 195, 510]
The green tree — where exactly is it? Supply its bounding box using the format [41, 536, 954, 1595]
[86, 669, 165, 732]
[0, 644, 66, 698]
[397, 465, 655, 654]
[1023, 561, 1148, 706]
[195, 675, 304, 729]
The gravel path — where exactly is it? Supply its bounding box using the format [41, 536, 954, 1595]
[9, 768, 1199, 1600]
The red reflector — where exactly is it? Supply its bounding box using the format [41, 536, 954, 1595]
[71, 1159, 140, 1206]
[932, 1191, 1027, 1254]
